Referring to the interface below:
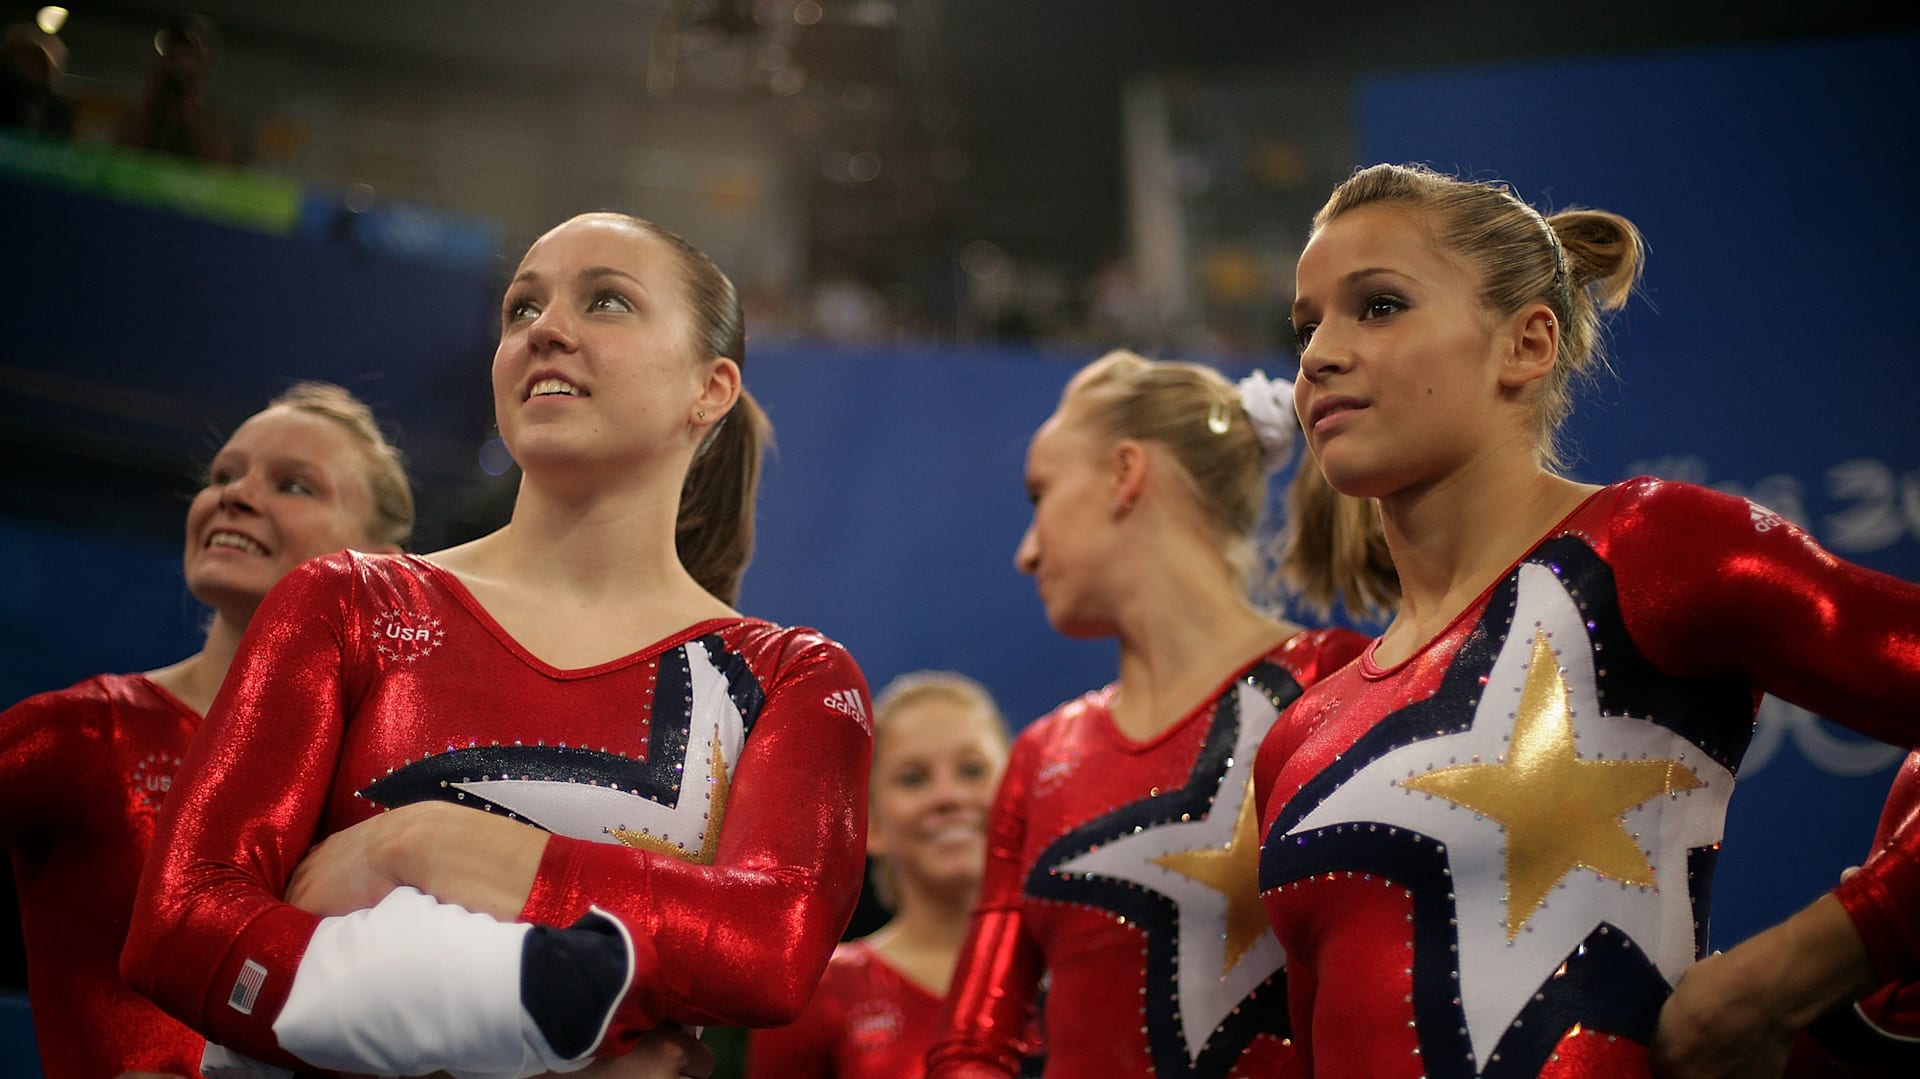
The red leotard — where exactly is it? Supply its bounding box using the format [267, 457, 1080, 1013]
[1837, 750, 1920, 993]
[122, 552, 872, 1072]
[0, 673, 206, 1077]
[1793, 751, 1920, 1078]
[1257, 479, 1920, 1079]
[747, 939, 947, 1079]
[929, 628, 1368, 1078]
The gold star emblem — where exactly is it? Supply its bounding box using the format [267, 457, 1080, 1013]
[1151, 776, 1269, 973]
[611, 728, 730, 865]
[1399, 630, 1703, 940]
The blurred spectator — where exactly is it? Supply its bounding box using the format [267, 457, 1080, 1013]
[118, 13, 227, 162]
[1085, 255, 1158, 346]
[810, 272, 890, 342]
[0, 24, 74, 137]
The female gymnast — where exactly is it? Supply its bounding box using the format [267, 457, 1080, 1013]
[1257, 162, 1920, 1079]
[749, 672, 1012, 1078]
[0, 382, 409, 1077]
[928, 349, 1392, 1077]
[123, 213, 874, 1078]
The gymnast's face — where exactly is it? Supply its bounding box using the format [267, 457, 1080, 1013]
[183, 406, 386, 624]
[492, 215, 718, 484]
[868, 694, 1007, 901]
[1291, 203, 1513, 501]
[1015, 401, 1124, 638]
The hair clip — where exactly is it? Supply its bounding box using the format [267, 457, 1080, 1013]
[1206, 398, 1232, 435]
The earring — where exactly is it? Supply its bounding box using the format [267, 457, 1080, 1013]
[697, 409, 707, 421]
[1113, 496, 1136, 514]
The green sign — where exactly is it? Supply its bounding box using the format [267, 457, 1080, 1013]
[0, 132, 302, 235]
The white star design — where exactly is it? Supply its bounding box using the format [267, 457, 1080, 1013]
[455, 640, 744, 859]
[1055, 680, 1287, 1062]
[1281, 563, 1733, 1069]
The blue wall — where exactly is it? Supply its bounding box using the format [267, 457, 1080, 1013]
[744, 341, 1126, 727]
[0, 171, 501, 510]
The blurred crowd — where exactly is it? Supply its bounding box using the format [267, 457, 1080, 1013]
[2, 13, 229, 162]
[2, 11, 1295, 358]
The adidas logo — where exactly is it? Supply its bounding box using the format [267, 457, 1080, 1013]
[822, 688, 869, 727]
[1749, 501, 1786, 533]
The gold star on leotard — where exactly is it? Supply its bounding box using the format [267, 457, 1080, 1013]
[1399, 629, 1703, 940]
[612, 727, 730, 864]
[1151, 776, 1268, 973]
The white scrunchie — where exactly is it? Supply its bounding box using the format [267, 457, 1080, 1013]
[1236, 369, 1297, 472]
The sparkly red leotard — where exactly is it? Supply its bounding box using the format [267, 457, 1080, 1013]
[747, 939, 947, 1079]
[928, 628, 1368, 1078]
[122, 552, 872, 1073]
[1793, 751, 1920, 1078]
[0, 673, 206, 1077]
[1841, 750, 1920, 989]
[1257, 479, 1920, 1079]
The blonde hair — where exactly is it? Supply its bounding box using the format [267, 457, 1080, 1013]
[1064, 350, 1269, 586]
[1313, 163, 1646, 470]
[1062, 349, 1391, 614]
[871, 670, 1008, 752]
[267, 381, 414, 549]
[1277, 458, 1396, 620]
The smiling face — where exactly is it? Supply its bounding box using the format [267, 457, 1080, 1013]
[867, 693, 1008, 903]
[183, 406, 385, 622]
[1290, 203, 1523, 500]
[1014, 403, 1123, 638]
[492, 215, 724, 481]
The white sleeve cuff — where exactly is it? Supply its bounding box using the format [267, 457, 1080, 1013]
[271, 885, 588, 1078]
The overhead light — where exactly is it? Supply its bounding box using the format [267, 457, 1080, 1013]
[35, 7, 68, 35]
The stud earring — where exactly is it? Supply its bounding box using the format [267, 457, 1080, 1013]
[697, 409, 707, 421]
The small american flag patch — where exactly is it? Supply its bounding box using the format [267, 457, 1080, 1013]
[227, 959, 268, 1015]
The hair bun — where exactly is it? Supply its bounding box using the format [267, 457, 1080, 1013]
[1236, 370, 1297, 472]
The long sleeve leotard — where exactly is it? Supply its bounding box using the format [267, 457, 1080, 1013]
[1256, 478, 1920, 1079]
[928, 628, 1368, 1078]
[0, 673, 207, 1077]
[1793, 751, 1920, 1078]
[746, 939, 948, 1079]
[121, 552, 873, 1075]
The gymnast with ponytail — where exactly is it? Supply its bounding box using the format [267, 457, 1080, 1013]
[124, 212, 874, 1078]
[927, 349, 1392, 1077]
[1256, 162, 1920, 1078]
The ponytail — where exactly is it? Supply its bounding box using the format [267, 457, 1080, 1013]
[1277, 457, 1397, 621]
[581, 212, 765, 606]
[676, 388, 770, 606]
